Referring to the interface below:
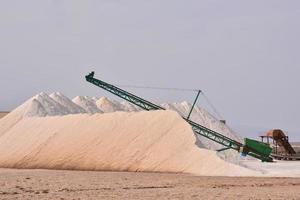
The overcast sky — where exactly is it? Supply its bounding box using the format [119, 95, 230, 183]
[0, 0, 299, 140]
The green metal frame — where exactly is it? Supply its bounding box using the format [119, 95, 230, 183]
[186, 119, 242, 151]
[217, 147, 231, 152]
[85, 72, 273, 162]
[86, 72, 164, 111]
[187, 90, 201, 120]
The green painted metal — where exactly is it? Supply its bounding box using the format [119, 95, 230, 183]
[217, 147, 231, 152]
[185, 119, 242, 151]
[187, 90, 201, 120]
[85, 71, 273, 162]
[85, 72, 165, 111]
[245, 138, 272, 157]
[244, 138, 273, 162]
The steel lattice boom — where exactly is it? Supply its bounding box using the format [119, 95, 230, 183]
[85, 71, 273, 162]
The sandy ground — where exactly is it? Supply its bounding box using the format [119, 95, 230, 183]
[0, 169, 300, 200]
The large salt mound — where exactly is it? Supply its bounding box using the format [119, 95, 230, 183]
[72, 96, 103, 114]
[0, 111, 258, 176]
[0, 92, 244, 162]
[0, 93, 66, 136]
[96, 97, 125, 113]
[120, 101, 142, 112]
[49, 92, 86, 114]
[162, 102, 242, 162]
[0, 92, 94, 135]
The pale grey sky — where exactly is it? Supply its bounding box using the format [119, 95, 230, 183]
[0, 0, 299, 140]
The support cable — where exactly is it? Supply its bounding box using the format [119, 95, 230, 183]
[200, 92, 224, 120]
[115, 84, 225, 121]
[114, 84, 198, 92]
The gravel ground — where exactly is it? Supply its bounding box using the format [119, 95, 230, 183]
[0, 169, 300, 200]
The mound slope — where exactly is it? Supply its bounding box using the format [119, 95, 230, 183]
[0, 111, 257, 176]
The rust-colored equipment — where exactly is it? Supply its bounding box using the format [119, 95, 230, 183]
[260, 129, 296, 155]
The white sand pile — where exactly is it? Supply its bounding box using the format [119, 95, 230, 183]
[0, 92, 90, 136]
[0, 111, 258, 176]
[0, 92, 243, 162]
[72, 96, 102, 114]
[162, 102, 243, 162]
[2, 92, 300, 177]
[95, 97, 125, 113]
[49, 92, 86, 114]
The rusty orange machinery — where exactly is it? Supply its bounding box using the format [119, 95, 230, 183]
[260, 129, 296, 155]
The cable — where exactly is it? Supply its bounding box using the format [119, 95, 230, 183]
[114, 84, 199, 92]
[114, 83, 224, 120]
[201, 92, 224, 120]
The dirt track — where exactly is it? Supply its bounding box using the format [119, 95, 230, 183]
[0, 169, 300, 200]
